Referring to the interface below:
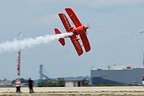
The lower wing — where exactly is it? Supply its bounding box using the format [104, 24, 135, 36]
[80, 32, 91, 52]
[58, 13, 72, 32]
[70, 35, 83, 56]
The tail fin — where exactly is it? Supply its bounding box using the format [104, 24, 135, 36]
[54, 28, 65, 46]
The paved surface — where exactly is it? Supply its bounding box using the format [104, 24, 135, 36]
[0, 86, 144, 95]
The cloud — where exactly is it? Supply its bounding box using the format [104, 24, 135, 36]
[98, 0, 143, 5]
[76, 0, 144, 8]
[32, 14, 58, 25]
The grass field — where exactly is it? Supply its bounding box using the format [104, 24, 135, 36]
[0, 86, 144, 96]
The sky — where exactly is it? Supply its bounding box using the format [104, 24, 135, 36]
[0, 0, 144, 80]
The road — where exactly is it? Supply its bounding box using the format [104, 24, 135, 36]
[0, 86, 144, 96]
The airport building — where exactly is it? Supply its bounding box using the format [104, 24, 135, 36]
[91, 66, 144, 85]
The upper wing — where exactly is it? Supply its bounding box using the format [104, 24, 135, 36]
[65, 8, 82, 27]
[70, 35, 83, 56]
[80, 32, 91, 52]
[58, 13, 72, 32]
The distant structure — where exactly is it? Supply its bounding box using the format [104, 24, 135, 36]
[65, 80, 82, 87]
[91, 66, 144, 85]
[39, 64, 51, 80]
[0, 80, 12, 87]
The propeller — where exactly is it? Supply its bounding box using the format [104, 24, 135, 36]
[84, 25, 89, 35]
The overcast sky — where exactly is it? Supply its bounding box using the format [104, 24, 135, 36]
[0, 0, 144, 80]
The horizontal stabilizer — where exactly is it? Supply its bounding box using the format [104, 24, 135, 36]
[54, 28, 65, 46]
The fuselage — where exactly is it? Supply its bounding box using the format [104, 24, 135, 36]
[73, 26, 88, 35]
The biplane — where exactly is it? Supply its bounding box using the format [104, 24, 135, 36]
[55, 8, 91, 56]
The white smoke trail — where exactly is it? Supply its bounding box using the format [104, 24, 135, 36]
[0, 32, 73, 53]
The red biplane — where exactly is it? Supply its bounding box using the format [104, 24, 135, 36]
[55, 8, 91, 56]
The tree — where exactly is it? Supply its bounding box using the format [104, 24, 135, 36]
[38, 78, 65, 87]
[82, 78, 90, 86]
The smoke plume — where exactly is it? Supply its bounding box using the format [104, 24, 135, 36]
[0, 32, 73, 53]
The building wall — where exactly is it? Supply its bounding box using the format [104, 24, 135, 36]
[91, 68, 144, 85]
[65, 81, 75, 87]
[65, 81, 82, 87]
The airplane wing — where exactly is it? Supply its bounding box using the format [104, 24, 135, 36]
[65, 8, 82, 27]
[65, 8, 91, 52]
[58, 13, 72, 32]
[70, 35, 83, 56]
[80, 32, 91, 52]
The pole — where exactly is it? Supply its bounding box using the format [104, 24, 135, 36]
[17, 32, 22, 78]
